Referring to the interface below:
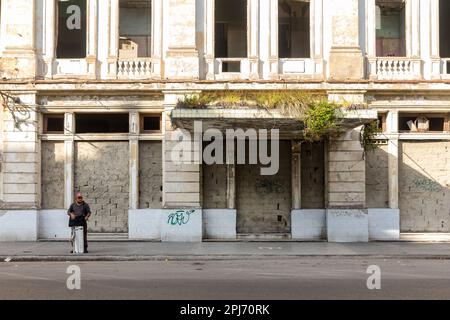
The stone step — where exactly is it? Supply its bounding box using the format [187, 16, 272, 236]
[400, 233, 450, 242]
[236, 233, 292, 241]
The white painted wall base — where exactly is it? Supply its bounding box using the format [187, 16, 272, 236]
[203, 209, 237, 239]
[161, 209, 202, 242]
[0, 210, 38, 241]
[327, 209, 369, 242]
[368, 208, 400, 240]
[39, 210, 71, 239]
[291, 209, 326, 240]
[128, 209, 162, 240]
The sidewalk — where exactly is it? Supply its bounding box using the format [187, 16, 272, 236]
[2, 241, 450, 261]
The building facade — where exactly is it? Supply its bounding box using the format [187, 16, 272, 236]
[0, 0, 449, 242]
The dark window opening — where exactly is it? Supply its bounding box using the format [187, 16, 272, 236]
[440, 0, 450, 58]
[75, 114, 129, 134]
[215, 0, 247, 59]
[44, 114, 65, 133]
[278, 0, 310, 58]
[377, 113, 387, 132]
[222, 61, 241, 73]
[142, 115, 161, 132]
[399, 114, 445, 132]
[376, 0, 406, 57]
[56, 0, 87, 59]
[119, 0, 152, 58]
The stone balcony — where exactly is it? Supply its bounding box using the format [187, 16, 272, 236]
[368, 57, 422, 81]
[116, 57, 160, 80]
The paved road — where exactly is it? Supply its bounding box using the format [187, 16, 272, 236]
[1, 258, 450, 299]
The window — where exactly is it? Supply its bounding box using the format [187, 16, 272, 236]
[56, 0, 87, 59]
[399, 114, 447, 133]
[377, 113, 387, 132]
[141, 115, 161, 133]
[44, 114, 65, 134]
[75, 114, 129, 134]
[376, 0, 406, 57]
[440, 0, 450, 58]
[278, 0, 310, 58]
[215, 0, 247, 71]
[119, 0, 152, 58]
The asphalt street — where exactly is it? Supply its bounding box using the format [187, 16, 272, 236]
[1, 258, 450, 300]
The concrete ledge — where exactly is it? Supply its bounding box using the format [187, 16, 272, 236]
[0, 210, 38, 241]
[39, 210, 71, 240]
[369, 208, 400, 240]
[203, 209, 236, 239]
[128, 209, 162, 240]
[291, 209, 326, 240]
[161, 209, 202, 242]
[327, 209, 369, 242]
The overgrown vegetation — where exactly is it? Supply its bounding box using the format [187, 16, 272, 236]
[360, 120, 382, 153]
[177, 91, 346, 143]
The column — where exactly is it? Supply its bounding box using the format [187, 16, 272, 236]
[0, 0, 37, 79]
[326, 127, 368, 242]
[291, 141, 301, 210]
[151, 0, 163, 77]
[41, 0, 56, 78]
[268, 0, 278, 79]
[164, 0, 199, 79]
[406, 0, 422, 78]
[311, 0, 324, 77]
[129, 112, 139, 210]
[161, 92, 202, 241]
[248, 0, 260, 79]
[86, 0, 99, 78]
[204, 0, 215, 79]
[0, 92, 39, 241]
[64, 113, 75, 209]
[105, 0, 119, 79]
[328, 0, 364, 81]
[429, 0, 441, 79]
[226, 144, 236, 209]
[386, 111, 399, 209]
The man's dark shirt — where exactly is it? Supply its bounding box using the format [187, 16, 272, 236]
[68, 202, 91, 227]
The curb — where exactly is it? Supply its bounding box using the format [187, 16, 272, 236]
[2, 254, 450, 262]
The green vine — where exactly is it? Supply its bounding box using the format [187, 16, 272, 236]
[360, 120, 382, 153]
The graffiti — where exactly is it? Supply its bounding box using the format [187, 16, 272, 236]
[167, 210, 195, 226]
[255, 179, 285, 194]
[413, 179, 442, 192]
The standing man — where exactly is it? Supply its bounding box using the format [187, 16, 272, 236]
[68, 192, 92, 253]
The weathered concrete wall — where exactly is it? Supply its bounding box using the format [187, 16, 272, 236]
[0, 93, 40, 209]
[163, 105, 201, 208]
[139, 141, 163, 209]
[399, 141, 450, 232]
[301, 142, 325, 209]
[41, 142, 64, 209]
[202, 164, 227, 209]
[236, 141, 292, 234]
[327, 128, 366, 208]
[365, 144, 389, 208]
[75, 142, 129, 233]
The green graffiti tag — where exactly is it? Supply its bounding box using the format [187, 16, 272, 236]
[413, 179, 442, 192]
[167, 210, 195, 226]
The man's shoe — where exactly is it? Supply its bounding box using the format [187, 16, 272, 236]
[70, 250, 73, 254]
[84, 250, 88, 254]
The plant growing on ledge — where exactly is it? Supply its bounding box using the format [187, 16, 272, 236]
[176, 91, 358, 142]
